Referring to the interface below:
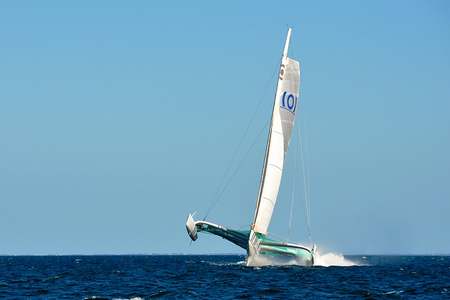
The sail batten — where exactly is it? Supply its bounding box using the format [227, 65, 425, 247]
[252, 29, 300, 235]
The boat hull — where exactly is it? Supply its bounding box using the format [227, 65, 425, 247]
[185, 215, 314, 267]
[246, 231, 314, 267]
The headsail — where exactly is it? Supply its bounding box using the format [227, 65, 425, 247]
[252, 28, 300, 235]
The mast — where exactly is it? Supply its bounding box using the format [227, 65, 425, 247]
[283, 28, 292, 58]
[251, 28, 293, 232]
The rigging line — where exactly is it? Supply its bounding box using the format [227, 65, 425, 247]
[303, 111, 313, 243]
[203, 120, 270, 220]
[203, 59, 280, 220]
[298, 120, 312, 243]
[288, 127, 298, 241]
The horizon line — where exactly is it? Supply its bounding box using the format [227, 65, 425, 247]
[1, 253, 450, 256]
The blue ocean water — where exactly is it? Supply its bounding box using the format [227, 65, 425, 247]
[0, 255, 448, 299]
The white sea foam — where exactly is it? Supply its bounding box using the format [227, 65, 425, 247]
[245, 246, 359, 267]
[313, 250, 358, 267]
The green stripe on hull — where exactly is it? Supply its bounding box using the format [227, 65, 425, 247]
[259, 245, 312, 258]
[253, 232, 314, 266]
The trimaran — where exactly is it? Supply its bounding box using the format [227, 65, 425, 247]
[186, 28, 316, 266]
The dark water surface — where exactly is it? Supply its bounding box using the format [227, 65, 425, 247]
[0, 255, 449, 299]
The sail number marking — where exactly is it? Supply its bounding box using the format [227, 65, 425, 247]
[280, 91, 297, 113]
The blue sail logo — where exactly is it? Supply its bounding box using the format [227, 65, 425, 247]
[280, 91, 297, 113]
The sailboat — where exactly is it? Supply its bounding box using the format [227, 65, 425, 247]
[186, 28, 315, 267]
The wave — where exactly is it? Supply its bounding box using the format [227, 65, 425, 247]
[200, 260, 246, 266]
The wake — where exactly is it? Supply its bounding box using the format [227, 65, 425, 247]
[313, 250, 358, 267]
[246, 248, 360, 267]
[196, 250, 360, 268]
[246, 251, 358, 267]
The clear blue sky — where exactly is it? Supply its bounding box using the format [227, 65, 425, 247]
[1, 1, 449, 255]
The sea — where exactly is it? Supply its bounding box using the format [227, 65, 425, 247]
[0, 254, 449, 299]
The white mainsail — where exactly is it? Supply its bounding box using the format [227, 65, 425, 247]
[252, 28, 300, 235]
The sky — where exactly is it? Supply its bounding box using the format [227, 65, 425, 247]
[0, 1, 449, 255]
